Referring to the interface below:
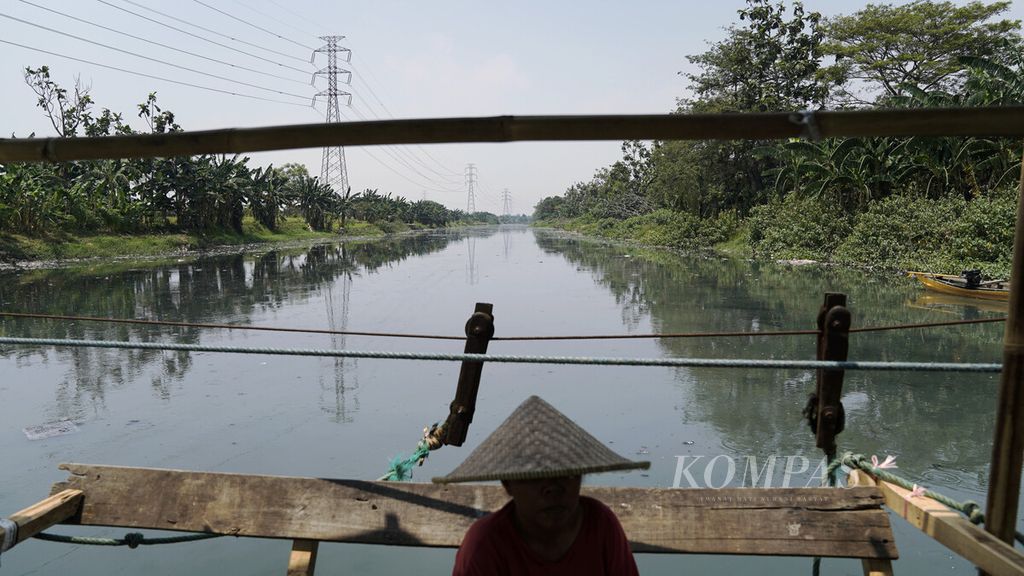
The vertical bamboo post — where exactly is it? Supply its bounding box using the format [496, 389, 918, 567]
[985, 150, 1024, 546]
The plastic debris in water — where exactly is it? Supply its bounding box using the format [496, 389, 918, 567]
[23, 420, 79, 440]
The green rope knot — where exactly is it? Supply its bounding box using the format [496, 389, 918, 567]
[961, 501, 984, 524]
[124, 532, 145, 549]
[380, 422, 446, 482]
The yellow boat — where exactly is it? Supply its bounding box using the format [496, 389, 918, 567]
[908, 271, 1010, 301]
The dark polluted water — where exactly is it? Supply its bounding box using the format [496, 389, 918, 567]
[0, 226, 1013, 575]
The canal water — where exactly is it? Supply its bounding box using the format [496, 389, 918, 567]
[0, 226, 1012, 575]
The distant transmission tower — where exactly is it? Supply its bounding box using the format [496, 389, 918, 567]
[465, 163, 477, 213]
[312, 36, 352, 194]
[501, 188, 512, 217]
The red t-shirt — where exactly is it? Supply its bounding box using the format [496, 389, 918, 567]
[452, 496, 639, 576]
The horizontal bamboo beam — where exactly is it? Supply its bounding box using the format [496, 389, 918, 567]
[850, 470, 1024, 576]
[0, 489, 83, 552]
[2, 107, 1024, 163]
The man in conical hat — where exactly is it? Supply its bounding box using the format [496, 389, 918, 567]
[434, 395, 649, 575]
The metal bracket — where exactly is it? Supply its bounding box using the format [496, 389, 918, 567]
[442, 303, 495, 447]
[814, 293, 850, 460]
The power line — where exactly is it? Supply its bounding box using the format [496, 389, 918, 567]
[307, 51, 460, 190]
[228, 0, 317, 43]
[247, 8, 464, 180]
[1, 12, 312, 101]
[263, 0, 325, 39]
[347, 103, 463, 186]
[314, 103, 463, 194]
[1, 39, 309, 108]
[17, 0, 307, 86]
[146, 0, 462, 179]
[313, 46, 464, 178]
[191, 0, 314, 51]
[345, 64, 464, 178]
[353, 146, 466, 195]
[104, 0, 309, 68]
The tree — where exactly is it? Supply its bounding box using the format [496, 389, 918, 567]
[24, 66, 94, 138]
[822, 1, 1021, 104]
[249, 165, 288, 231]
[409, 200, 449, 227]
[680, 0, 837, 214]
[290, 175, 336, 232]
[685, 0, 835, 113]
[533, 196, 565, 221]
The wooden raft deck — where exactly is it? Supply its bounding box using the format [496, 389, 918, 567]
[43, 463, 897, 559]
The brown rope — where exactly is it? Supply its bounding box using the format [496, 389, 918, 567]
[849, 316, 1006, 333]
[0, 311, 1007, 341]
[492, 329, 819, 340]
[0, 311, 465, 340]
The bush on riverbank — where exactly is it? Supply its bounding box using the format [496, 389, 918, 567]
[0, 216, 397, 263]
[539, 188, 1018, 278]
[834, 190, 1016, 277]
[747, 196, 854, 262]
[540, 209, 741, 251]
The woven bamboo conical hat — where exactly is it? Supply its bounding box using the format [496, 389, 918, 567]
[432, 395, 650, 483]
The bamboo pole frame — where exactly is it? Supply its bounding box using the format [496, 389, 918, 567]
[0, 490, 83, 553]
[986, 149, 1024, 547]
[850, 471, 1024, 576]
[1, 107, 1024, 163]
[0, 104, 1021, 569]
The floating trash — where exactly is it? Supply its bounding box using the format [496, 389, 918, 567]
[23, 420, 79, 440]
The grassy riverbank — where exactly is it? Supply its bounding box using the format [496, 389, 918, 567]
[537, 190, 1018, 279]
[0, 217, 422, 264]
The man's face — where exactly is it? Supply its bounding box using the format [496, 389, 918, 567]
[503, 475, 582, 533]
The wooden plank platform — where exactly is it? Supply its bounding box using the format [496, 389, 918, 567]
[51, 463, 897, 559]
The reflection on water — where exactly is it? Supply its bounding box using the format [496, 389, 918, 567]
[534, 231, 1004, 491]
[466, 236, 479, 285]
[0, 234, 458, 422]
[320, 246, 358, 423]
[1, 226, 1013, 575]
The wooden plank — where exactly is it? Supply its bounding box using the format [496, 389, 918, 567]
[4, 108, 1024, 164]
[287, 540, 318, 576]
[987, 149, 1024, 546]
[850, 470, 1024, 576]
[1, 489, 83, 550]
[51, 463, 897, 558]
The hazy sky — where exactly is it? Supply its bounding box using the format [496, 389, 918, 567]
[2, 1, 1022, 214]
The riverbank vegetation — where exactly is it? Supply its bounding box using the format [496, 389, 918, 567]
[0, 67, 502, 263]
[533, 0, 1024, 277]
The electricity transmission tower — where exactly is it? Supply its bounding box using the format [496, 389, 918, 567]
[465, 164, 477, 213]
[312, 36, 352, 194]
[501, 188, 512, 218]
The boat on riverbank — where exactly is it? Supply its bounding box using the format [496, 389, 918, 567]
[908, 271, 1010, 301]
